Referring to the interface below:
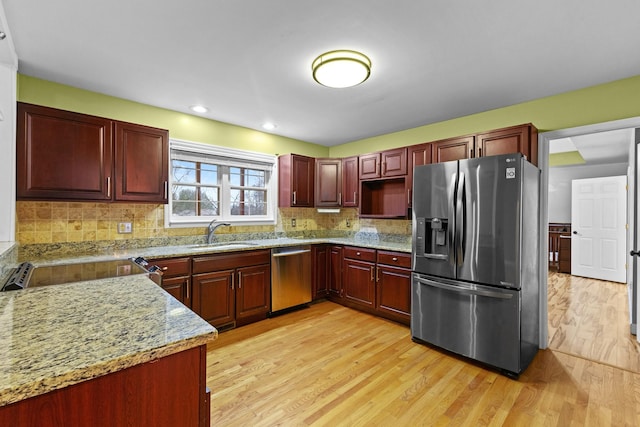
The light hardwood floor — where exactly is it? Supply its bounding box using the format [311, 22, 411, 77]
[548, 271, 640, 372]
[206, 301, 640, 426]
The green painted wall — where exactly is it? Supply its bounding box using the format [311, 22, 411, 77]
[549, 151, 585, 167]
[329, 74, 640, 158]
[17, 74, 329, 158]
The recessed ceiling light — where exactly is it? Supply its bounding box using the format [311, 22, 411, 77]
[0, 32, 6, 41]
[312, 50, 371, 88]
[190, 105, 208, 114]
[262, 122, 277, 131]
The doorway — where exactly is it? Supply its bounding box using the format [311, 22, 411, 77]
[539, 118, 640, 356]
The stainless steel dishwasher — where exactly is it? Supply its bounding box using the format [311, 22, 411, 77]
[270, 245, 312, 314]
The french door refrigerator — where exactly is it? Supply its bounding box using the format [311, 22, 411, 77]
[411, 153, 540, 377]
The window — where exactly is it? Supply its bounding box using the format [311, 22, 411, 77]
[167, 139, 277, 226]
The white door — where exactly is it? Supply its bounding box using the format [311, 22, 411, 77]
[571, 176, 627, 282]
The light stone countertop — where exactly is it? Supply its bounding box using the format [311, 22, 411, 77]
[0, 275, 217, 407]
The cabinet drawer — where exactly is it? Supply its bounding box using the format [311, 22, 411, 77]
[343, 246, 376, 262]
[193, 249, 271, 274]
[151, 257, 191, 278]
[376, 251, 411, 268]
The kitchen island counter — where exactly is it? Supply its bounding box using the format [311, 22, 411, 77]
[0, 274, 217, 408]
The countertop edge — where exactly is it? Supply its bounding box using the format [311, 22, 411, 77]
[0, 330, 217, 407]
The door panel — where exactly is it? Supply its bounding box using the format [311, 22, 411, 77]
[571, 176, 627, 283]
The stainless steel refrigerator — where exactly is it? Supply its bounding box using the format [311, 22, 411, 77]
[411, 153, 540, 377]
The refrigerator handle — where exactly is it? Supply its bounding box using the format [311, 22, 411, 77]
[414, 276, 513, 299]
[455, 172, 465, 267]
[448, 172, 457, 267]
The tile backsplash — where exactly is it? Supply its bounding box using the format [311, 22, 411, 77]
[16, 202, 411, 245]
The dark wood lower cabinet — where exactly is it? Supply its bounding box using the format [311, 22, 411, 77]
[236, 264, 271, 324]
[326, 245, 411, 325]
[192, 269, 236, 328]
[312, 245, 329, 299]
[0, 346, 209, 427]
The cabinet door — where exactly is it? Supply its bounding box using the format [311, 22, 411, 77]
[312, 245, 329, 299]
[359, 153, 380, 180]
[342, 156, 359, 207]
[328, 246, 343, 299]
[315, 158, 342, 207]
[376, 265, 411, 325]
[16, 102, 113, 201]
[476, 123, 538, 165]
[343, 258, 375, 309]
[432, 135, 475, 163]
[114, 121, 169, 203]
[381, 147, 407, 177]
[406, 143, 432, 208]
[278, 154, 315, 207]
[236, 264, 271, 322]
[161, 276, 192, 308]
[192, 270, 235, 327]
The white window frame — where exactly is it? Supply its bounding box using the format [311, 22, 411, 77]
[165, 138, 278, 227]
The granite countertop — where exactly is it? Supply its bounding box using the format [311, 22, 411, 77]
[19, 237, 411, 267]
[0, 275, 217, 407]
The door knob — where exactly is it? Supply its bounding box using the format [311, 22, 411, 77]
[631, 250, 640, 257]
[572, 231, 578, 234]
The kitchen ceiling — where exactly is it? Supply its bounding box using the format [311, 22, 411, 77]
[2, 0, 640, 147]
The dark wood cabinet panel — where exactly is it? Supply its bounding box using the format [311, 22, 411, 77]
[278, 154, 315, 207]
[342, 156, 359, 207]
[16, 102, 169, 203]
[0, 346, 208, 427]
[359, 153, 379, 180]
[328, 245, 343, 299]
[192, 270, 235, 328]
[476, 123, 538, 165]
[161, 276, 192, 308]
[236, 264, 271, 323]
[376, 264, 411, 325]
[114, 121, 168, 203]
[432, 135, 475, 163]
[381, 147, 408, 177]
[360, 178, 407, 218]
[315, 158, 342, 207]
[312, 245, 329, 300]
[406, 143, 432, 208]
[17, 102, 113, 201]
[343, 258, 375, 309]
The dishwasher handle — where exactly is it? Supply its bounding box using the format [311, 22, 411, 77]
[272, 249, 312, 258]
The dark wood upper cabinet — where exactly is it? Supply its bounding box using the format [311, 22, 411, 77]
[342, 156, 359, 207]
[315, 158, 342, 207]
[16, 102, 169, 203]
[114, 121, 168, 203]
[476, 123, 538, 166]
[432, 135, 475, 163]
[406, 143, 432, 208]
[359, 148, 407, 180]
[17, 103, 113, 201]
[278, 154, 315, 207]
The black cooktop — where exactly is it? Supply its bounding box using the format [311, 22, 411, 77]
[1, 259, 148, 291]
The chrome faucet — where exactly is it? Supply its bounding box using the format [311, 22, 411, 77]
[207, 220, 231, 244]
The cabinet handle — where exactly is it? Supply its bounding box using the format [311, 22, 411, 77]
[356, 252, 361, 256]
[338, 193, 342, 205]
[161, 266, 168, 271]
[376, 267, 380, 282]
[382, 162, 386, 175]
[407, 189, 411, 205]
[353, 191, 357, 203]
[238, 272, 242, 289]
[185, 278, 189, 299]
[392, 257, 398, 262]
[370, 266, 374, 282]
[470, 149, 473, 158]
[479, 148, 482, 157]
[164, 181, 168, 199]
[292, 191, 297, 205]
[106, 176, 111, 198]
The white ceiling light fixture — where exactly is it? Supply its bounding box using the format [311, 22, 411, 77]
[262, 122, 277, 131]
[190, 105, 208, 114]
[312, 50, 371, 88]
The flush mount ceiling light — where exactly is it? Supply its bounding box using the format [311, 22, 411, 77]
[190, 105, 208, 114]
[262, 122, 277, 131]
[312, 50, 371, 88]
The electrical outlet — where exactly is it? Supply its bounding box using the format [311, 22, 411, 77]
[117, 222, 132, 234]
[291, 218, 297, 227]
[346, 219, 352, 228]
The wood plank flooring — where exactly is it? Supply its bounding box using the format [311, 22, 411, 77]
[206, 301, 640, 426]
[548, 271, 640, 372]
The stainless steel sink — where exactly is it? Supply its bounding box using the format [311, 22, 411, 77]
[185, 242, 259, 250]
